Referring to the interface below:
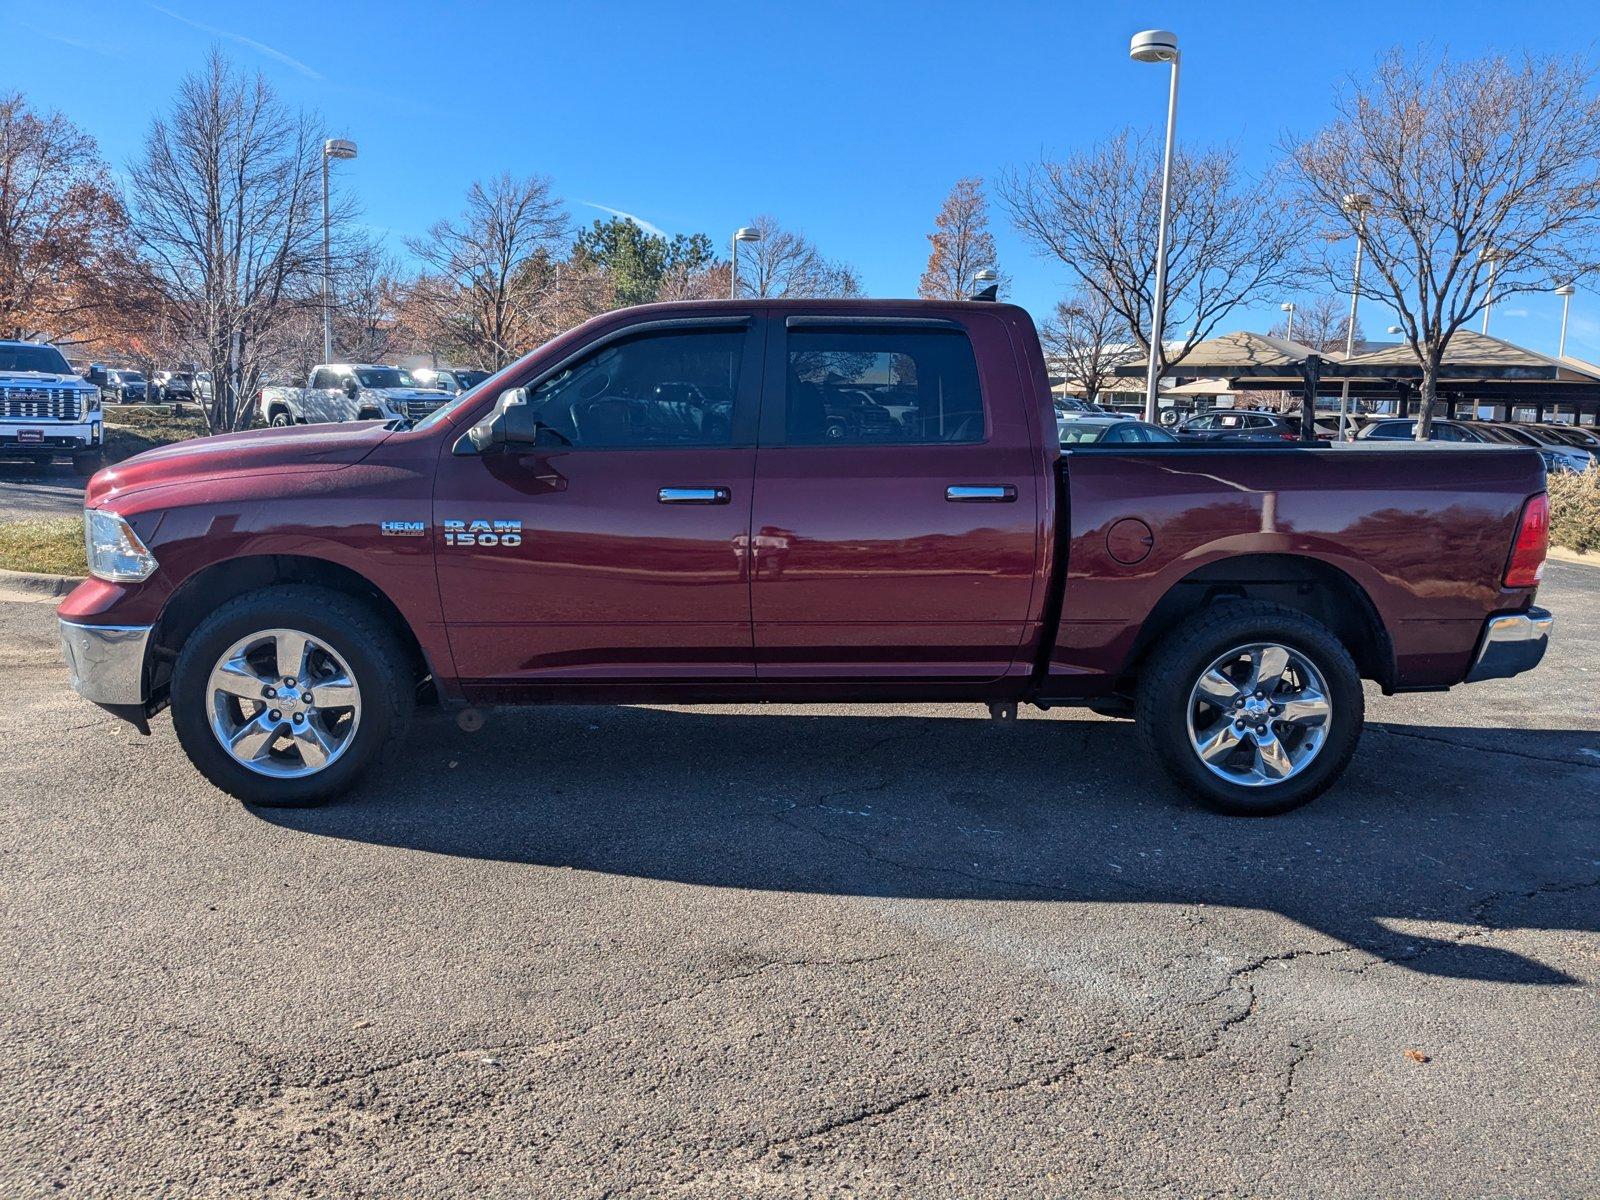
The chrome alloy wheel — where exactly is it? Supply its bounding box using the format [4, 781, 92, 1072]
[206, 628, 361, 779]
[1184, 642, 1332, 789]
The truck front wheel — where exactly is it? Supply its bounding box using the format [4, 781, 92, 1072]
[1135, 601, 1363, 816]
[170, 585, 414, 806]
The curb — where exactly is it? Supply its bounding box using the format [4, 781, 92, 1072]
[0, 567, 84, 599]
[1547, 547, 1598, 568]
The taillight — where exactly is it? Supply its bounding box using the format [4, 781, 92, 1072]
[1503, 492, 1549, 588]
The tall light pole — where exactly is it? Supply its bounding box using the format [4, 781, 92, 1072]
[1337, 193, 1370, 441]
[730, 226, 760, 299]
[1480, 246, 1507, 335]
[1130, 29, 1180, 426]
[1280, 301, 1295, 343]
[1555, 283, 1575, 358]
[322, 138, 357, 363]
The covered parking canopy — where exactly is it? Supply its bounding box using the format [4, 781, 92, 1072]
[1115, 329, 1600, 427]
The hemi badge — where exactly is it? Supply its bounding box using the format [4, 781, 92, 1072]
[380, 520, 427, 537]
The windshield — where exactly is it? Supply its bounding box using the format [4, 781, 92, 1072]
[354, 367, 418, 389]
[120, 372, 146, 383]
[0, 344, 73, 374]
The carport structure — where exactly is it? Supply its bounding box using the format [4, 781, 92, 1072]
[1115, 328, 1600, 435]
[1113, 331, 1351, 441]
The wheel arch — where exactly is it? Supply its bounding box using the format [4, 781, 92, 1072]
[1124, 553, 1394, 692]
[147, 554, 436, 705]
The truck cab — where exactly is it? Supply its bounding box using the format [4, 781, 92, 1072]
[0, 340, 104, 471]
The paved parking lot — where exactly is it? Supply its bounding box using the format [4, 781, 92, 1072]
[2, 563, 1596, 1198]
[0, 460, 87, 520]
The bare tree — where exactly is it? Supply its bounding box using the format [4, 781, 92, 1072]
[1039, 290, 1138, 404]
[918, 177, 1003, 300]
[735, 214, 862, 299]
[1000, 131, 1309, 378]
[1268, 294, 1362, 355]
[404, 173, 569, 369]
[0, 91, 137, 347]
[127, 52, 334, 430]
[1292, 49, 1600, 437]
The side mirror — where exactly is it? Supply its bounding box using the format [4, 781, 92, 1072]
[343, 377, 359, 399]
[467, 387, 541, 453]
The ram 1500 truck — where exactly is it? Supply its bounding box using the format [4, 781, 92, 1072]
[258, 363, 454, 427]
[0, 340, 104, 471]
[57, 299, 1553, 815]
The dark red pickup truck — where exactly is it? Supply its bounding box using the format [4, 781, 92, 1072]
[58, 299, 1552, 815]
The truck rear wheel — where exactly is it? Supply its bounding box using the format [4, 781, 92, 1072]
[1135, 601, 1363, 816]
[170, 585, 414, 807]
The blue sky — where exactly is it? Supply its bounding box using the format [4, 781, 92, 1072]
[5, 0, 1600, 360]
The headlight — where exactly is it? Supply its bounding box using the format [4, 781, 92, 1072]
[85, 508, 158, 583]
[86, 392, 101, 414]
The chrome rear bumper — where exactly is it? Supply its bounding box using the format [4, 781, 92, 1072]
[60, 619, 152, 705]
[1465, 607, 1553, 684]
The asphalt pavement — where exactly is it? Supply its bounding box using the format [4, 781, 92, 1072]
[1, 563, 1596, 1198]
[0, 460, 87, 519]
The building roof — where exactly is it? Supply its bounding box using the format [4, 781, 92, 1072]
[1340, 330, 1600, 381]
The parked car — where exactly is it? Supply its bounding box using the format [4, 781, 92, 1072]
[1461, 422, 1593, 473]
[1174, 410, 1303, 442]
[58, 299, 1552, 818]
[413, 367, 493, 394]
[93, 368, 151, 405]
[154, 371, 197, 402]
[1356, 418, 1487, 443]
[257, 363, 455, 426]
[0, 339, 104, 472]
[1058, 415, 1179, 444]
[1524, 423, 1600, 453]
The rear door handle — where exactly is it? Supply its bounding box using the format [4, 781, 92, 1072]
[946, 485, 1016, 503]
[658, 486, 731, 505]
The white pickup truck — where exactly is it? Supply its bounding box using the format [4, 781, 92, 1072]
[0, 339, 104, 472]
[257, 363, 454, 427]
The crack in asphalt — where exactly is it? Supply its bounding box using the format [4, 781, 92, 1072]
[236, 952, 901, 1109]
[1369, 724, 1599, 767]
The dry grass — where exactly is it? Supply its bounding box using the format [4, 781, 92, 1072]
[104, 407, 211, 462]
[1548, 464, 1600, 554]
[0, 517, 86, 576]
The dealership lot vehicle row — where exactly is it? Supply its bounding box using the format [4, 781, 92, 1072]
[3, 563, 1597, 1197]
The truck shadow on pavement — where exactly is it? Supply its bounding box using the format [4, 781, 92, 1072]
[259, 706, 1600, 987]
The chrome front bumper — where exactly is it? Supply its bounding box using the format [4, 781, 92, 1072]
[1465, 607, 1553, 683]
[59, 619, 152, 705]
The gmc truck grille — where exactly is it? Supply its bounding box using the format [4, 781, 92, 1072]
[0, 389, 83, 421]
[405, 400, 445, 419]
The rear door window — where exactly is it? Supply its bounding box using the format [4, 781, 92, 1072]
[783, 327, 985, 445]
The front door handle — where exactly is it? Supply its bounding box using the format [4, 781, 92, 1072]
[946, 485, 1017, 503]
[659, 486, 731, 505]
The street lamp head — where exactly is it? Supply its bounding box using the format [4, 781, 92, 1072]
[1280, 302, 1295, 312]
[973, 269, 999, 283]
[1555, 283, 1576, 297]
[1340, 193, 1370, 214]
[733, 227, 761, 243]
[1479, 245, 1507, 262]
[1387, 325, 1403, 334]
[1129, 29, 1179, 63]
[323, 138, 358, 160]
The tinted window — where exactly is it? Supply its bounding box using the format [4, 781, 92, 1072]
[785, 327, 984, 445]
[1367, 421, 1411, 439]
[1143, 424, 1178, 443]
[524, 328, 743, 448]
[310, 369, 333, 390]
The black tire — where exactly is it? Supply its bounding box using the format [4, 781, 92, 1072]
[1135, 601, 1363, 816]
[268, 409, 293, 428]
[170, 585, 414, 807]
